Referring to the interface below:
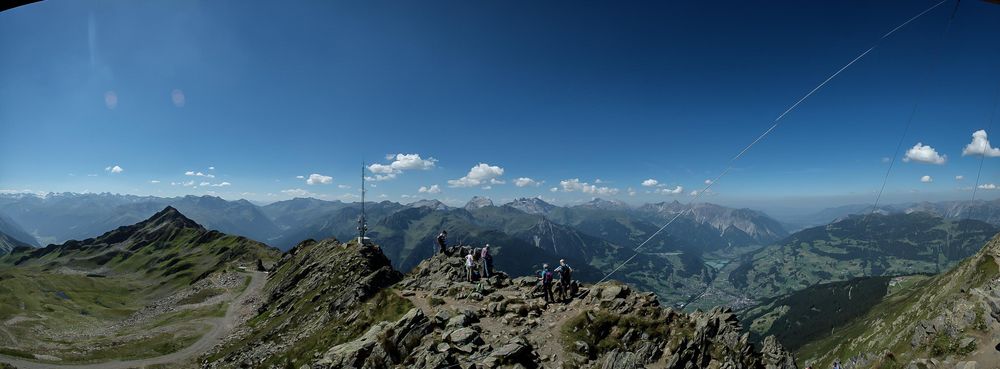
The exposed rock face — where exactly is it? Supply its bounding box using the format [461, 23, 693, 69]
[465, 196, 495, 210]
[504, 197, 557, 215]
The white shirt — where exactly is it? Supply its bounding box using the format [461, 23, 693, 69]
[465, 254, 474, 267]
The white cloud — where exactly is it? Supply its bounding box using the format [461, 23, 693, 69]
[978, 183, 997, 190]
[306, 173, 333, 185]
[185, 171, 215, 178]
[962, 130, 1000, 157]
[481, 186, 493, 190]
[200, 181, 211, 186]
[594, 178, 605, 184]
[296, 175, 305, 179]
[448, 163, 505, 187]
[559, 178, 619, 195]
[182, 180, 196, 187]
[903, 143, 946, 164]
[105, 165, 123, 174]
[418, 184, 442, 194]
[208, 166, 215, 170]
[627, 187, 636, 196]
[150, 180, 160, 184]
[514, 177, 541, 187]
[550, 187, 559, 192]
[955, 175, 964, 181]
[338, 184, 351, 189]
[378, 194, 388, 199]
[920, 175, 933, 183]
[641, 179, 659, 187]
[367, 153, 437, 181]
[704, 179, 713, 185]
[655, 185, 684, 195]
[211, 182, 231, 187]
[881, 157, 892, 163]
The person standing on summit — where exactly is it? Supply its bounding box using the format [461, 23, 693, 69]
[436, 230, 448, 255]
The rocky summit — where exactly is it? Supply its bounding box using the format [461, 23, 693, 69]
[203, 239, 797, 369]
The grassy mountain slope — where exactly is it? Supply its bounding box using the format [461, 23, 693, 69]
[728, 213, 998, 299]
[796, 232, 1000, 368]
[0, 207, 279, 364]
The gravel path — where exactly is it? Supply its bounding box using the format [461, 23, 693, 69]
[0, 271, 266, 369]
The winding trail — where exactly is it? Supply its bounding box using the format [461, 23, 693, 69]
[0, 271, 267, 369]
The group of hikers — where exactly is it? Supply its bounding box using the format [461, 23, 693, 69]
[436, 230, 574, 304]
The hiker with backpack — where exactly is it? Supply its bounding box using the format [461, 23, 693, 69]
[481, 244, 493, 278]
[539, 263, 554, 304]
[465, 251, 475, 282]
[437, 230, 448, 255]
[554, 259, 573, 301]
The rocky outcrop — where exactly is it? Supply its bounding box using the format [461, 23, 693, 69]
[204, 240, 797, 369]
[306, 251, 797, 369]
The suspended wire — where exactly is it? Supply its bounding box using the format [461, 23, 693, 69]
[859, 0, 960, 272]
[969, 81, 1000, 211]
[867, 0, 961, 221]
[598, 0, 954, 284]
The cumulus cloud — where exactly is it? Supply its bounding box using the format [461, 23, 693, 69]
[338, 184, 351, 189]
[306, 173, 333, 185]
[704, 179, 713, 185]
[514, 177, 541, 187]
[208, 166, 215, 170]
[920, 175, 933, 183]
[641, 179, 659, 187]
[418, 184, 442, 194]
[367, 153, 437, 181]
[448, 163, 505, 187]
[550, 187, 559, 192]
[628, 187, 636, 196]
[962, 130, 1000, 157]
[105, 165, 123, 174]
[150, 180, 160, 184]
[655, 185, 684, 195]
[903, 143, 946, 164]
[559, 178, 619, 195]
[978, 183, 997, 190]
[211, 182, 231, 187]
[296, 175, 305, 179]
[955, 175, 964, 181]
[185, 171, 215, 178]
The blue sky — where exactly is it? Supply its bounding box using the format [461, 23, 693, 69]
[1, 0, 998, 213]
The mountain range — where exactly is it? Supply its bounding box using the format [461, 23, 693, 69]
[4, 192, 1000, 310]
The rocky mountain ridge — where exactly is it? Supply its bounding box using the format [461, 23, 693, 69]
[204, 238, 798, 369]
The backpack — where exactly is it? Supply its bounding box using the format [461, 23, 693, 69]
[472, 248, 481, 261]
[559, 266, 572, 281]
[542, 270, 554, 284]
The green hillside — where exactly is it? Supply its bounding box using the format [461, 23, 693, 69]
[0, 207, 279, 364]
[728, 213, 998, 299]
[797, 232, 1000, 368]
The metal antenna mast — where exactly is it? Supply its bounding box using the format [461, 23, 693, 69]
[358, 162, 368, 244]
